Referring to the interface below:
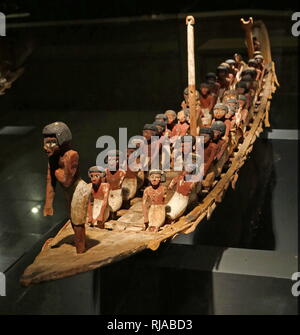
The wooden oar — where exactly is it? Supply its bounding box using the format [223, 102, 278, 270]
[241, 17, 255, 59]
[186, 16, 199, 136]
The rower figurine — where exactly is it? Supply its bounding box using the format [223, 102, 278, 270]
[87, 167, 110, 229]
[42, 121, 90, 254]
[142, 170, 166, 232]
[105, 150, 126, 217]
[199, 82, 214, 127]
[211, 121, 227, 161]
[200, 128, 218, 176]
[171, 110, 190, 138]
[167, 152, 202, 220]
[212, 103, 231, 141]
[122, 148, 139, 201]
[164, 110, 177, 132]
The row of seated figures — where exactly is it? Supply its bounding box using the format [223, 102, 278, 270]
[41, 49, 265, 254]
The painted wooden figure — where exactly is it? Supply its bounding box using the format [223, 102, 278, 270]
[142, 170, 166, 232]
[87, 167, 110, 229]
[43, 121, 90, 254]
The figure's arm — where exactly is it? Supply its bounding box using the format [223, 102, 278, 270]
[142, 189, 150, 225]
[55, 151, 79, 188]
[98, 184, 110, 222]
[43, 163, 56, 216]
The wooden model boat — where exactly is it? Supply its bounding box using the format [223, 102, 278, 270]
[20, 16, 279, 286]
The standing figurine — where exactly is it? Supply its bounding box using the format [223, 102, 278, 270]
[43, 121, 90, 254]
[105, 150, 126, 216]
[142, 170, 166, 232]
[87, 167, 110, 229]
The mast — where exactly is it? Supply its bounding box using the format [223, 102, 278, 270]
[241, 17, 255, 59]
[186, 15, 198, 136]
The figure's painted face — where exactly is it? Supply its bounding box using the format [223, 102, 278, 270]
[178, 113, 186, 123]
[200, 87, 209, 95]
[108, 155, 119, 170]
[149, 173, 161, 186]
[89, 172, 102, 185]
[43, 137, 60, 157]
[214, 108, 226, 119]
[143, 129, 156, 141]
[213, 129, 221, 140]
[166, 114, 176, 124]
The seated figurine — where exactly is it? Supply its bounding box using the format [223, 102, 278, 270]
[225, 59, 238, 78]
[105, 150, 126, 215]
[142, 170, 166, 233]
[87, 166, 110, 229]
[205, 72, 220, 106]
[171, 110, 190, 139]
[211, 121, 227, 161]
[211, 103, 231, 142]
[164, 110, 177, 132]
[200, 128, 218, 176]
[122, 148, 139, 201]
[199, 82, 214, 127]
[233, 53, 247, 74]
[254, 54, 264, 71]
[247, 58, 262, 81]
[167, 152, 202, 220]
[235, 81, 251, 109]
[216, 64, 231, 90]
[236, 94, 249, 129]
[225, 105, 237, 129]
